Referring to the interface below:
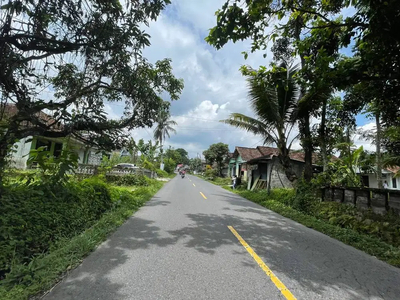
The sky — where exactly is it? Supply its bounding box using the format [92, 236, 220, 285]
[105, 0, 375, 159]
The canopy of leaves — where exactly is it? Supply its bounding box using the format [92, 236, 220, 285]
[0, 0, 183, 169]
[189, 157, 202, 172]
[203, 143, 229, 175]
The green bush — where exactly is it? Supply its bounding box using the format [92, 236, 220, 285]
[269, 188, 296, 206]
[309, 202, 400, 247]
[0, 178, 113, 277]
[105, 174, 148, 186]
[212, 177, 232, 186]
[156, 169, 169, 178]
[0, 181, 163, 299]
[227, 187, 400, 268]
[204, 168, 219, 179]
[293, 180, 319, 213]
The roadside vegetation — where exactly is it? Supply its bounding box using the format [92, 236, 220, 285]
[199, 0, 400, 268]
[207, 177, 400, 268]
[0, 169, 163, 300]
[236, 188, 400, 268]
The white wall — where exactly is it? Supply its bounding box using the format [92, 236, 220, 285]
[367, 173, 400, 190]
[88, 151, 102, 165]
[11, 136, 33, 169]
[76, 148, 86, 164]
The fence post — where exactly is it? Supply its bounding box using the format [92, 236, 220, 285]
[385, 192, 389, 211]
[367, 190, 371, 208]
[321, 188, 325, 202]
[353, 189, 357, 206]
[341, 188, 345, 203]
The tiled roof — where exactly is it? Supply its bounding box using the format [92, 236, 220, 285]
[1, 104, 63, 131]
[256, 146, 279, 157]
[288, 151, 320, 164]
[235, 146, 263, 161]
[233, 145, 325, 165]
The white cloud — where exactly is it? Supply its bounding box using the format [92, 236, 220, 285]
[106, 1, 364, 159]
[132, 0, 276, 157]
[354, 122, 376, 152]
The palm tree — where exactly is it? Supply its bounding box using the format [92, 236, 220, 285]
[153, 109, 177, 169]
[221, 64, 299, 182]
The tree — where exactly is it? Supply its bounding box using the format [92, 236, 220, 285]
[202, 143, 229, 176]
[345, 82, 386, 189]
[312, 96, 354, 172]
[206, 0, 400, 181]
[153, 108, 177, 169]
[0, 0, 184, 176]
[189, 157, 202, 173]
[221, 64, 299, 182]
[175, 148, 189, 165]
[127, 138, 160, 166]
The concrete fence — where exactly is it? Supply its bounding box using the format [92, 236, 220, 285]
[321, 186, 400, 216]
[75, 164, 155, 179]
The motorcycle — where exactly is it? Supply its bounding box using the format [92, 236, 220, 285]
[181, 173, 185, 178]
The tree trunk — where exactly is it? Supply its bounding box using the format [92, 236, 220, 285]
[301, 113, 314, 182]
[160, 143, 164, 171]
[320, 98, 329, 171]
[375, 111, 383, 189]
[277, 136, 297, 183]
[0, 142, 8, 186]
[279, 152, 298, 183]
[292, 17, 313, 182]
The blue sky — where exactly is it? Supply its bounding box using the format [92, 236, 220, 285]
[104, 1, 374, 158]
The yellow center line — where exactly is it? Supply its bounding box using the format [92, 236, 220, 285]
[200, 192, 207, 199]
[228, 226, 297, 300]
[193, 183, 196, 187]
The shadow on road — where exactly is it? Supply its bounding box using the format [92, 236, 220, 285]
[46, 183, 400, 300]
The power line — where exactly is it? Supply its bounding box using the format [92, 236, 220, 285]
[249, 137, 266, 148]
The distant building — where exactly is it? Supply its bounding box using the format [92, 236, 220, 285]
[228, 146, 321, 190]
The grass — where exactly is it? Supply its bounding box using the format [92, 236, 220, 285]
[195, 174, 232, 187]
[0, 181, 163, 300]
[219, 186, 400, 268]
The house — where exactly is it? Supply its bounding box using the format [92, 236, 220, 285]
[358, 166, 400, 190]
[2, 104, 102, 169]
[227, 147, 266, 179]
[228, 146, 322, 190]
[12, 136, 102, 169]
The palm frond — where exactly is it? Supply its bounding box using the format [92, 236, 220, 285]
[220, 113, 278, 145]
[246, 75, 280, 125]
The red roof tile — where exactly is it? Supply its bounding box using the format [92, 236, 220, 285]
[1, 104, 63, 131]
[235, 147, 263, 161]
[233, 145, 328, 165]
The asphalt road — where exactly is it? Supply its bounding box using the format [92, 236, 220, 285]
[44, 175, 400, 300]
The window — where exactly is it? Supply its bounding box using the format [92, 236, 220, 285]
[392, 178, 397, 189]
[36, 139, 50, 150]
[53, 143, 63, 158]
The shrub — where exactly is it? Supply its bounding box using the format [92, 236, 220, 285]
[212, 177, 232, 186]
[229, 187, 400, 268]
[105, 174, 148, 186]
[0, 181, 163, 299]
[309, 202, 400, 247]
[269, 188, 296, 206]
[204, 168, 219, 179]
[156, 169, 169, 178]
[0, 178, 113, 277]
[292, 179, 319, 213]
